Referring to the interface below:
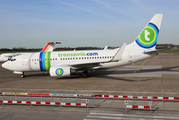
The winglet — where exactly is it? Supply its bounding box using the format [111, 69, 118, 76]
[110, 43, 126, 62]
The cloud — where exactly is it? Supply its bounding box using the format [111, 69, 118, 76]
[57, 0, 115, 19]
[92, 0, 135, 19]
[11, 0, 59, 14]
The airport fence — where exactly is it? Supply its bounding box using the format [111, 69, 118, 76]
[1, 88, 179, 102]
[1, 88, 179, 113]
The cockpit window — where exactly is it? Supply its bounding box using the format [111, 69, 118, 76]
[10, 59, 16, 61]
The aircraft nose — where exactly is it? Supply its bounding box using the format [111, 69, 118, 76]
[2, 62, 9, 69]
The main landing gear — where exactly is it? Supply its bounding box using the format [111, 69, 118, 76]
[82, 70, 88, 78]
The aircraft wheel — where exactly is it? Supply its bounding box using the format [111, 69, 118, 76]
[82, 70, 88, 78]
[21, 74, 25, 78]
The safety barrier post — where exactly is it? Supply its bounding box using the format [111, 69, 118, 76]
[162, 91, 164, 104]
[125, 100, 128, 113]
[132, 92, 133, 102]
[60, 98, 61, 110]
[27, 89, 28, 99]
[103, 91, 105, 102]
[86, 99, 89, 111]
[149, 101, 152, 114]
[77, 90, 78, 100]
[51, 89, 52, 100]
[2, 89, 4, 107]
[41, 93, 42, 101]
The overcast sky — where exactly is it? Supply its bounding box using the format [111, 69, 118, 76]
[0, 0, 179, 48]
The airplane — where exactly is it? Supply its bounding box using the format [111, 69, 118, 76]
[0, 42, 60, 62]
[2, 14, 163, 78]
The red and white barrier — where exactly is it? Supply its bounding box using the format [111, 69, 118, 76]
[102, 95, 128, 98]
[102, 95, 179, 100]
[0, 100, 88, 107]
[126, 105, 151, 109]
[2, 92, 179, 101]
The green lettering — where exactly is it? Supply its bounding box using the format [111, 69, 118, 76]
[67, 53, 70, 57]
[82, 53, 85, 56]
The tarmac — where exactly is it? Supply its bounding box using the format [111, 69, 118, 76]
[0, 53, 179, 120]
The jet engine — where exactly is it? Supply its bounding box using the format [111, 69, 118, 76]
[49, 66, 76, 77]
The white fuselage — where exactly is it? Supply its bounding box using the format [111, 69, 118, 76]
[2, 46, 155, 73]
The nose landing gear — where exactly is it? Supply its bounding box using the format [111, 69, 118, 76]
[21, 72, 25, 78]
[21, 74, 25, 78]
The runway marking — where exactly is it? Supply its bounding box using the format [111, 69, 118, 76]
[83, 112, 179, 120]
[134, 58, 149, 73]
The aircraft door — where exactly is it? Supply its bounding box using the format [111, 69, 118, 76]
[22, 55, 29, 66]
[128, 52, 133, 62]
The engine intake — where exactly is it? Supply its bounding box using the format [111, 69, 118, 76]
[49, 66, 75, 77]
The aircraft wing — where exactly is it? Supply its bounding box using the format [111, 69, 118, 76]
[62, 43, 126, 70]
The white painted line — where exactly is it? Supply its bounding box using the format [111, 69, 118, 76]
[89, 113, 179, 119]
[87, 115, 149, 120]
[90, 113, 124, 116]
